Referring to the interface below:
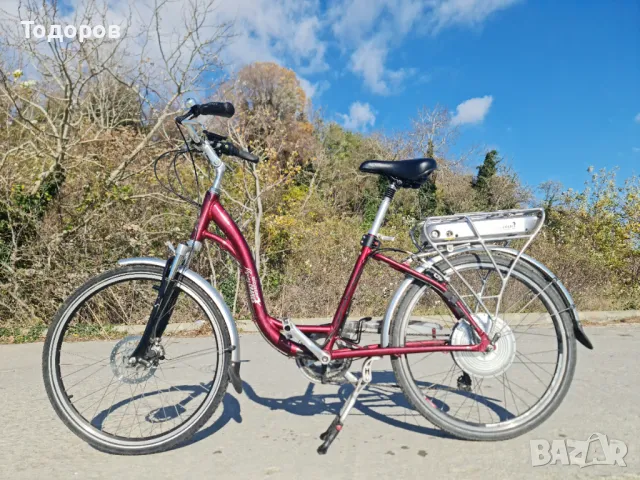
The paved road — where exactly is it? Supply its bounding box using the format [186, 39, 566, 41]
[1, 325, 638, 480]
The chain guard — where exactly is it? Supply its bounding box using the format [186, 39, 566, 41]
[295, 335, 353, 384]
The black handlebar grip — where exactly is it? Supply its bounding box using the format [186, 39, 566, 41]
[197, 102, 235, 118]
[238, 149, 259, 163]
[226, 142, 259, 163]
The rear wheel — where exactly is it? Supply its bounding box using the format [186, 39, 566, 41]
[391, 253, 576, 441]
[42, 265, 231, 455]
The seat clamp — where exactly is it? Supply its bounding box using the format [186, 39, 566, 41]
[361, 234, 380, 248]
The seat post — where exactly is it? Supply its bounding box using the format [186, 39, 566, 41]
[368, 181, 397, 237]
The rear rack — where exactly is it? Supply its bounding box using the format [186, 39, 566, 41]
[411, 208, 545, 320]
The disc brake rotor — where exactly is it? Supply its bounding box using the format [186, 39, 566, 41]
[110, 335, 157, 384]
[450, 314, 516, 378]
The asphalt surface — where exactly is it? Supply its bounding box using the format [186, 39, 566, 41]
[0, 325, 638, 480]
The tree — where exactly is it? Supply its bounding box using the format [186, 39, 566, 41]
[213, 63, 314, 289]
[408, 106, 457, 159]
[0, 0, 231, 320]
[474, 149, 499, 192]
[538, 180, 564, 230]
[415, 139, 439, 217]
[532, 170, 639, 309]
[233, 62, 308, 122]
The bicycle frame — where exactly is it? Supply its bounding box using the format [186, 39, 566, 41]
[191, 190, 491, 361]
[46, 105, 590, 457]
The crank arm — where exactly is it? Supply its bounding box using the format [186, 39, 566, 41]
[281, 318, 331, 364]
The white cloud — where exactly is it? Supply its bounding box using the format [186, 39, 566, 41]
[340, 102, 376, 131]
[331, 0, 519, 94]
[633, 147, 640, 153]
[212, 0, 328, 74]
[298, 77, 316, 99]
[429, 0, 522, 34]
[67, 0, 327, 76]
[294, 18, 328, 74]
[349, 41, 389, 94]
[349, 39, 413, 95]
[451, 95, 494, 125]
[634, 113, 640, 123]
[330, 0, 519, 45]
[298, 77, 330, 99]
[331, 0, 387, 43]
[1, 0, 521, 99]
[330, 0, 426, 44]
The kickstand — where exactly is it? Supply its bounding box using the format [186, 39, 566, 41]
[317, 357, 379, 455]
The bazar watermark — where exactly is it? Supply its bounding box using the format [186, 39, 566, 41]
[530, 433, 627, 468]
[21, 21, 120, 42]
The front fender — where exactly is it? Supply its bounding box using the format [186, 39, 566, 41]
[380, 247, 593, 350]
[117, 257, 241, 363]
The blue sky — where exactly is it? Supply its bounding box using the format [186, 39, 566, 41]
[294, 0, 639, 191]
[207, 0, 638, 191]
[9, 0, 638, 191]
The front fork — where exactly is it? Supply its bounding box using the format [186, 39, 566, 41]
[129, 241, 199, 364]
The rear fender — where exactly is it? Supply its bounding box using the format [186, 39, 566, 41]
[380, 247, 593, 350]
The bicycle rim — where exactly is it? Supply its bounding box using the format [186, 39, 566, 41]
[392, 254, 575, 437]
[45, 267, 227, 449]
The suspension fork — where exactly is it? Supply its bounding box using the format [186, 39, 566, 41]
[129, 242, 195, 363]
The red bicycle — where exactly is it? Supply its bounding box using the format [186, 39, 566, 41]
[43, 99, 593, 455]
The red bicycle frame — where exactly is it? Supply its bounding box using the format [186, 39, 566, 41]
[191, 191, 491, 360]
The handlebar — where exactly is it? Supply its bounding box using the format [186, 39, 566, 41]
[176, 102, 235, 123]
[175, 101, 259, 164]
[198, 102, 235, 118]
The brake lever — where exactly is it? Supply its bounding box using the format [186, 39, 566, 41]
[204, 130, 227, 143]
[175, 112, 191, 124]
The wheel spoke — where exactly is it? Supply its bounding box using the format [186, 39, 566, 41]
[47, 269, 226, 447]
[396, 254, 571, 436]
[61, 358, 109, 379]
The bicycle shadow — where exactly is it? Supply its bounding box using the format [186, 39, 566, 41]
[183, 392, 242, 446]
[91, 383, 243, 451]
[90, 370, 513, 449]
[241, 370, 462, 439]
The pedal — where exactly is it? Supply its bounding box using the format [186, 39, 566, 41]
[317, 415, 343, 454]
[457, 371, 472, 392]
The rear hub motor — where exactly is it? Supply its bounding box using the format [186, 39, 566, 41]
[450, 314, 516, 378]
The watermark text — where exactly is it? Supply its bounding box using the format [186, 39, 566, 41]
[530, 433, 627, 468]
[21, 21, 120, 42]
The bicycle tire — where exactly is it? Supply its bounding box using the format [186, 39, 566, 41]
[390, 252, 577, 441]
[42, 265, 231, 455]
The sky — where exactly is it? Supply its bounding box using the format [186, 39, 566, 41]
[3, 0, 639, 191]
[200, 0, 639, 191]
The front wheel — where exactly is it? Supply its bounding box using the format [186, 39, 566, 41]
[391, 252, 577, 441]
[42, 264, 231, 455]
